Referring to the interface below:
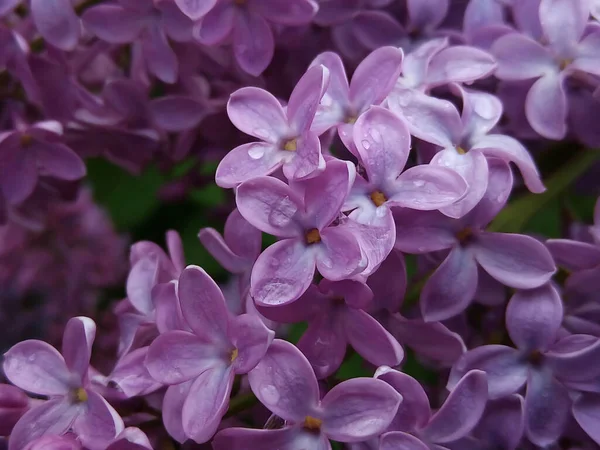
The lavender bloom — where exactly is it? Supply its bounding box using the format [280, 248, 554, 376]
[235, 158, 364, 306]
[449, 284, 600, 446]
[83, 0, 194, 83]
[388, 85, 544, 218]
[3, 317, 124, 449]
[213, 339, 402, 450]
[395, 159, 555, 321]
[0, 120, 86, 206]
[29, 0, 80, 51]
[343, 106, 467, 272]
[377, 366, 488, 450]
[309, 46, 404, 146]
[258, 279, 404, 379]
[492, 0, 600, 139]
[145, 265, 274, 443]
[216, 65, 329, 187]
[194, 0, 318, 76]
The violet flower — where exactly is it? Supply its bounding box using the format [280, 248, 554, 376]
[343, 105, 467, 272]
[394, 159, 555, 321]
[145, 265, 274, 443]
[258, 279, 404, 379]
[29, 0, 81, 51]
[449, 284, 600, 446]
[235, 158, 364, 306]
[194, 0, 318, 76]
[491, 0, 600, 139]
[0, 120, 86, 206]
[376, 366, 488, 450]
[3, 317, 124, 449]
[216, 65, 329, 187]
[0, 384, 30, 437]
[388, 85, 544, 218]
[213, 339, 402, 450]
[83, 0, 194, 83]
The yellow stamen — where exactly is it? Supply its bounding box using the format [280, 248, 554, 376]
[230, 348, 239, 363]
[73, 388, 88, 403]
[370, 190, 387, 207]
[305, 228, 321, 244]
[20, 134, 33, 147]
[346, 116, 357, 124]
[303, 416, 323, 430]
[283, 139, 297, 151]
[456, 227, 473, 243]
[456, 146, 467, 155]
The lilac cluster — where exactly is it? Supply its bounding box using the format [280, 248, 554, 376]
[1, 1, 600, 450]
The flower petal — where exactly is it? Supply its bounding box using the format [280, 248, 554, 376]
[287, 65, 330, 135]
[317, 226, 364, 281]
[282, 132, 325, 181]
[539, 0, 588, 58]
[420, 247, 478, 322]
[252, 0, 318, 25]
[248, 339, 320, 421]
[3, 341, 70, 396]
[380, 431, 429, 450]
[62, 317, 95, 382]
[422, 370, 488, 443]
[233, 11, 274, 77]
[216, 142, 282, 188]
[178, 265, 231, 343]
[110, 347, 162, 397]
[426, 45, 496, 87]
[162, 382, 192, 444]
[491, 33, 555, 80]
[573, 393, 600, 445]
[213, 427, 327, 450]
[321, 378, 402, 442]
[193, 1, 235, 45]
[82, 5, 146, 43]
[525, 73, 567, 140]
[73, 391, 124, 449]
[150, 96, 205, 132]
[546, 239, 600, 271]
[141, 24, 178, 84]
[229, 313, 275, 374]
[126, 256, 159, 316]
[174, 0, 217, 20]
[393, 209, 457, 254]
[31, 0, 80, 51]
[472, 232, 556, 289]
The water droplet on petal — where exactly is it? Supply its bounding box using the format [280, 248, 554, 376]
[361, 140, 371, 150]
[413, 180, 425, 187]
[248, 146, 265, 160]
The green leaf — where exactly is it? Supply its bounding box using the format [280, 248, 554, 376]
[336, 353, 371, 380]
[489, 150, 600, 233]
[86, 159, 164, 230]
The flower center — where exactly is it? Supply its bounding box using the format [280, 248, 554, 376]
[305, 228, 321, 244]
[20, 134, 33, 147]
[303, 416, 322, 431]
[559, 59, 573, 71]
[456, 227, 473, 244]
[345, 115, 357, 124]
[283, 139, 297, 152]
[456, 146, 467, 155]
[71, 387, 88, 403]
[230, 348, 239, 363]
[528, 350, 544, 366]
[370, 190, 387, 207]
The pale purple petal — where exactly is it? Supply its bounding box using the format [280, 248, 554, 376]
[546, 334, 600, 382]
[31, 0, 80, 51]
[62, 317, 95, 381]
[193, 2, 235, 45]
[288, 65, 330, 135]
[375, 366, 431, 431]
[380, 432, 429, 450]
[145, 331, 220, 384]
[142, 24, 178, 84]
[226, 87, 288, 143]
[34, 142, 86, 181]
[182, 365, 234, 444]
[162, 382, 191, 444]
[310, 51, 350, 133]
[110, 347, 162, 397]
[251, 239, 316, 306]
[573, 393, 600, 445]
[539, 0, 588, 58]
[216, 142, 282, 188]
[393, 209, 457, 254]
[253, 0, 318, 25]
[321, 378, 402, 442]
[505, 284, 563, 352]
[281, 132, 326, 181]
[150, 96, 205, 132]
[126, 256, 158, 316]
[525, 73, 567, 140]
[229, 313, 275, 374]
[224, 208, 262, 261]
[154, 281, 185, 333]
[349, 46, 404, 111]
[317, 227, 364, 281]
[352, 106, 410, 185]
[472, 232, 556, 289]
[524, 368, 571, 447]
[233, 11, 274, 77]
[421, 247, 478, 322]
[491, 33, 555, 80]
[213, 427, 328, 450]
[463, 0, 505, 35]
[422, 370, 488, 443]
[3, 341, 70, 396]
[73, 391, 124, 449]
[198, 228, 253, 273]
[8, 400, 79, 450]
[406, 0, 449, 31]
[174, 0, 216, 20]
[426, 46, 497, 87]
[248, 339, 320, 421]
[572, 30, 600, 76]
[236, 176, 303, 238]
[178, 265, 230, 343]
[448, 345, 526, 399]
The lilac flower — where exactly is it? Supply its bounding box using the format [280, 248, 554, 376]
[388, 85, 544, 218]
[216, 65, 329, 187]
[235, 158, 365, 306]
[0, 384, 30, 436]
[3, 317, 124, 449]
[145, 265, 274, 443]
[258, 279, 404, 379]
[343, 106, 467, 272]
[491, 0, 600, 139]
[0, 120, 86, 205]
[376, 367, 488, 450]
[173, 0, 217, 20]
[308, 46, 404, 145]
[29, 0, 81, 51]
[23, 434, 81, 450]
[194, 0, 318, 76]
[198, 208, 262, 292]
[213, 339, 402, 450]
[394, 159, 555, 321]
[83, 0, 194, 83]
[449, 284, 600, 446]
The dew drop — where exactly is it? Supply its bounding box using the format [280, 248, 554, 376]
[413, 180, 425, 187]
[248, 146, 265, 160]
[260, 384, 280, 404]
[361, 140, 371, 150]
